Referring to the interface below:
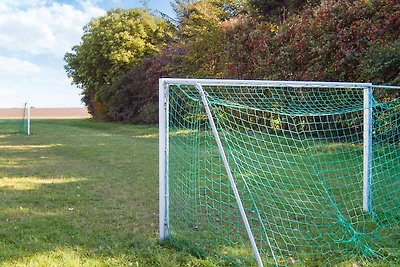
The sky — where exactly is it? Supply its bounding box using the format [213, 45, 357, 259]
[0, 0, 175, 108]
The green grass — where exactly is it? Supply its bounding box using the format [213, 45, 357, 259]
[0, 119, 24, 135]
[0, 119, 216, 267]
[1, 119, 398, 266]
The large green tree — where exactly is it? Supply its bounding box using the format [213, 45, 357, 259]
[64, 8, 173, 118]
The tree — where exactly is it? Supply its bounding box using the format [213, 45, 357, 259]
[173, 0, 248, 22]
[248, 0, 320, 22]
[96, 45, 183, 123]
[362, 39, 400, 85]
[64, 8, 173, 118]
[258, 0, 400, 81]
[170, 0, 249, 78]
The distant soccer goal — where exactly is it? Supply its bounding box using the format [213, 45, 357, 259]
[159, 79, 399, 266]
[0, 102, 30, 136]
[21, 102, 31, 135]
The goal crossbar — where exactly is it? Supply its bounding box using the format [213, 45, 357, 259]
[160, 78, 371, 88]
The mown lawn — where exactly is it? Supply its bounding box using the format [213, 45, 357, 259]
[0, 120, 215, 267]
[1, 119, 398, 266]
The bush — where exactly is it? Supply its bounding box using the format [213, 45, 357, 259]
[97, 44, 184, 123]
[267, 0, 399, 81]
[209, 0, 400, 83]
[138, 102, 159, 124]
[361, 39, 400, 85]
[85, 0, 400, 124]
[220, 15, 276, 79]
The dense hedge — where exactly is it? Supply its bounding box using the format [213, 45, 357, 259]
[86, 0, 400, 123]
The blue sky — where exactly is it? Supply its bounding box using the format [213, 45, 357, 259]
[0, 0, 175, 108]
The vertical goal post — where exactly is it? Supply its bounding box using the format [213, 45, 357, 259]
[24, 102, 31, 136]
[159, 79, 169, 240]
[363, 86, 372, 212]
[159, 78, 400, 266]
[18, 102, 31, 136]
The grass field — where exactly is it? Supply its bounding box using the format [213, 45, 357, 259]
[1, 119, 398, 266]
[0, 119, 216, 267]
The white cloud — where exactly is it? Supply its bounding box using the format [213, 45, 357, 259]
[0, 0, 105, 57]
[0, 0, 107, 108]
[0, 56, 41, 76]
[0, 0, 48, 9]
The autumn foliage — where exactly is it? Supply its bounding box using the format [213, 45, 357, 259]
[65, 0, 400, 123]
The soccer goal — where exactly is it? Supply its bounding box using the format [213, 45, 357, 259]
[21, 102, 31, 136]
[159, 79, 399, 266]
[0, 102, 30, 136]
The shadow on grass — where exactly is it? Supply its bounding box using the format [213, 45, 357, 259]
[0, 120, 214, 266]
[0, 169, 153, 264]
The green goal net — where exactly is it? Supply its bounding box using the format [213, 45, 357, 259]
[0, 102, 30, 136]
[159, 79, 399, 266]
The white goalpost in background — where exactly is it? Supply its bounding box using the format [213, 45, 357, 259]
[22, 102, 31, 136]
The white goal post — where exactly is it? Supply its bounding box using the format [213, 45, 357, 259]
[23, 102, 31, 136]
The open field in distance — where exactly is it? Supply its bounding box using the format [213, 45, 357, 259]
[0, 108, 90, 119]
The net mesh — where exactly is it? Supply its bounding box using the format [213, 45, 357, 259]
[0, 103, 29, 135]
[164, 81, 399, 266]
[20, 102, 29, 135]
